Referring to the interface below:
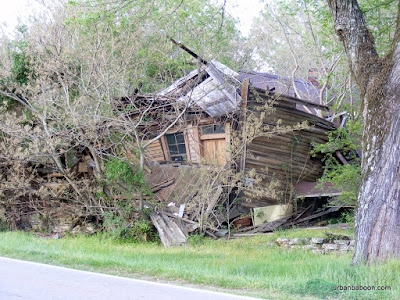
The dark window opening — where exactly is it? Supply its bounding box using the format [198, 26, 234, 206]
[202, 124, 225, 135]
[166, 132, 187, 161]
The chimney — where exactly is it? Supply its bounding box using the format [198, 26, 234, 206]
[308, 68, 322, 87]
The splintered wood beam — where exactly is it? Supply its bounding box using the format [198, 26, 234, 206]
[168, 36, 208, 65]
[150, 212, 187, 247]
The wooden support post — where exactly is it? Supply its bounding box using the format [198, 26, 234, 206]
[240, 79, 249, 173]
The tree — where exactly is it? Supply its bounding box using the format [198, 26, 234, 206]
[326, 0, 400, 264]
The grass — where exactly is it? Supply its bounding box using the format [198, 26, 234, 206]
[0, 227, 398, 300]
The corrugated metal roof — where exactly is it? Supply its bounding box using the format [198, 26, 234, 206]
[238, 72, 325, 116]
[158, 60, 242, 117]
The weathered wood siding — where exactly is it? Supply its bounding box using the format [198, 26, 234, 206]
[144, 140, 165, 162]
[185, 126, 199, 163]
[242, 91, 335, 207]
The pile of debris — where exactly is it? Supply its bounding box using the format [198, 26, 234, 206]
[145, 163, 348, 247]
[145, 163, 234, 246]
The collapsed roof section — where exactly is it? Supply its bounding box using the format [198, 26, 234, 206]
[158, 60, 243, 117]
[155, 60, 329, 118]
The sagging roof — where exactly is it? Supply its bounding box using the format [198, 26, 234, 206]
[238, 72, 325, 116]
[158, 60, 243, 117]
[156, 60, 330, 118]
[119, 58, 330, 120]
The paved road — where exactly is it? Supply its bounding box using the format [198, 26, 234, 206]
[0, 257, 260, 300]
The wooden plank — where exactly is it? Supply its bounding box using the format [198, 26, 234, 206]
[204, 186, 223, 218]
[293, 206, 340, 224]
[192, 126, 202, 163]
[335, 151, 349, 165]
[160, 136, 170, 161]
[185, 125, 198, 163]
[202, 138, 226, 166]
[151, 179, 175, 193]
[200, 133, 226, 140]
[183, 129, 192, 163]
[78, 162, 88, 173]
[241, 78, 249, 108]
[240, 79, 249, 173]
[150, 212, 187, 247]
[225, 122, 232, 163]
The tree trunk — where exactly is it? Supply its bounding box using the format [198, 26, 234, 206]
[354, 67, 400, 264]
[327, 0, 400, 264]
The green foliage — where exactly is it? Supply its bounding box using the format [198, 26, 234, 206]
[105, 158, 150, 195]
[290, 278, 339, 298]
[312, 119, 362, 208]
[0, 218, 10, 232]
[65, 0, 244, 93]
[7, 26, 33, 87]
[187, 233, 205, 246]
[102, 158, 156, 241]
[101, 204, 157, 242]
[119, 218, 157, 242]
[0, 27, 33, 106]
[303, 0, 397, 55]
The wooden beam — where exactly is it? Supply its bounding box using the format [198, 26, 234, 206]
[240, 79, 249, 173]
[160, 136, 170, 161]
[335, 151, 349, 165]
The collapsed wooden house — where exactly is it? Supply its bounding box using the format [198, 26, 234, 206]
[118, 58, 340, 227]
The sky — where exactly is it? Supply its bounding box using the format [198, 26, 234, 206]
[0, 0, 265, 36]
[227, 0, 264, 36]
[0, 0, 34, 34]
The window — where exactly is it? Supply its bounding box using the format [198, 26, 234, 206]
[166, 132, 187, 161]
[201, 124, 225, 135]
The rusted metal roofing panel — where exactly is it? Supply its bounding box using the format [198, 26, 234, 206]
[238, 72, 325, 116]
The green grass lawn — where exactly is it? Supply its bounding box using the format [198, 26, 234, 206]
[0, 228, 398, 300]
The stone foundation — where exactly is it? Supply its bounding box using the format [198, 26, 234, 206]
[271, 237, 355, 254]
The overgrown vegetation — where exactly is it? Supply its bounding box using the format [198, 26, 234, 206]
[0, 0, 247, 236]
[312, 119, 362, 210]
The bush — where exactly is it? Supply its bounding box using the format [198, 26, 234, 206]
[311, 118, 362, 208]
[0, 218, 9, 232]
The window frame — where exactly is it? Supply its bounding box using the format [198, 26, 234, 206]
[165, 132, 187, 161]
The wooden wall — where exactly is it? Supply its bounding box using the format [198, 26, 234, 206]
[147, 122, 229, 166]
[143, 139, 165, 162]
[241, 92, 335, 207]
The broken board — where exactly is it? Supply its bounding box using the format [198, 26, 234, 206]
[150, 212, 187, 247]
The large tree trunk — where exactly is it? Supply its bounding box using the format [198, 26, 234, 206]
[327, 0, 400, 264]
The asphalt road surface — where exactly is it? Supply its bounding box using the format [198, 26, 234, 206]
[0, 257, 260, 300]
